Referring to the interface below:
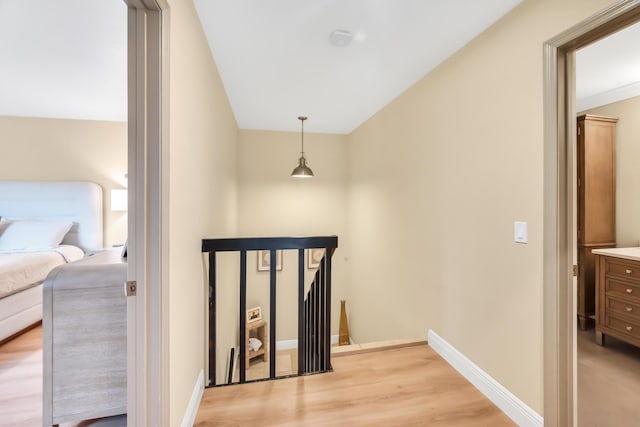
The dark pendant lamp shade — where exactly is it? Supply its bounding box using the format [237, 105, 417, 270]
[291, 116, 314, 178]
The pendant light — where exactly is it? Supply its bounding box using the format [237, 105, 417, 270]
[291, 116, 314, 178]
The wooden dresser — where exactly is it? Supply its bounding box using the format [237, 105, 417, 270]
[577, 114, 617, 329]
[594, 247, 640, 347]
[42, 249, 127, 426]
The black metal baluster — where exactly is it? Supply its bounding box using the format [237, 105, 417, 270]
[320, 259, 326, 371]
[298, 249, 305, 376]
[314, 267, 320, 372]
[239, 250, 247, 383]
[311, 278, 317, 371]
[319, 258, 325, 371]
[208, 251, 216, 386]
[305, 293, 310, 372]
[307, 286, 313, 372]
[324, 249, 332, 371]
[270, 249, 277, 380]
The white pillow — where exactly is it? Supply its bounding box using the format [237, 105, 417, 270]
[0, 220, 73, 251]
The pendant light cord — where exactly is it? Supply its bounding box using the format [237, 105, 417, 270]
[298, 116, 307, 155]
[301, 119, 304, 154]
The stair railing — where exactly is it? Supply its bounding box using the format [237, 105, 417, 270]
[201, 236, 338, 387]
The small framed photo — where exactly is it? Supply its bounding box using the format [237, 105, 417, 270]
[257, 250, 282, 271]
[307, 248, 325, 269]
[247, 306, 262, 323]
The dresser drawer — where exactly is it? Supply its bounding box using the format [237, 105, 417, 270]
[605, 296, 640, 322]
[605, 257, 640, 282]
[605, 277, 640, 301]
[604, 315, 640, 341]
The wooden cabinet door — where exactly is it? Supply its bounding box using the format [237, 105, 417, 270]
[576, 114, 617, 329]
[578, 115, 617, 246]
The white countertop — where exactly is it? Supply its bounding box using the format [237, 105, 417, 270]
[592, 247, 640, 262]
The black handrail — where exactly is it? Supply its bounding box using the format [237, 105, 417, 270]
[202, 236, 338, 252]
[202, 236, 338, 387]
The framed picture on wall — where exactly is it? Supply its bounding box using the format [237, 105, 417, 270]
[247, 306, 262, 323]
[257, 250, 282, 271]
[307, 248, 325, 269]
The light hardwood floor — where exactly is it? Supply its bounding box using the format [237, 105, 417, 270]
[8, 323, 640, 426]
[0, 325, 125, 427]
[195, 344, 516, 426]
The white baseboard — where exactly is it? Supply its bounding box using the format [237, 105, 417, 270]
[427, 330, 543, 427]
[181, 369, 204, 427]
[276, 339, 299, 350]
[276, 334, 350, 350]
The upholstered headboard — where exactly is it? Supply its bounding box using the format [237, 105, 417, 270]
[0, 181, 103, 251]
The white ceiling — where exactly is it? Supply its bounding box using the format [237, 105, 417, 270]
[576, 22, 640, 112]
[1, 1, 639, 132]
[0, 0, 127, 122]
[193, 0, 523, 134]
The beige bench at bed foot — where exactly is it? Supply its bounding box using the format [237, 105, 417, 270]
[42, 249, 127, 426]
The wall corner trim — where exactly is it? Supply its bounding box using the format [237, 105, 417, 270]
[427, 330, 543, 427]
[181, 369, 205, 427]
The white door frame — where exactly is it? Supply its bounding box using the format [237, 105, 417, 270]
[543, 1, 640, 426]
[125, 1, 170, 426]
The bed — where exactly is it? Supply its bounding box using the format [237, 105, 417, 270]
[0, 181, 103, 343]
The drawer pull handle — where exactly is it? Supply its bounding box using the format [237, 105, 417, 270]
[626, 269, 633, 274]
[627, 307, 634, 312]
[627, 288, 634, 294]
[626, 326, 633, 332]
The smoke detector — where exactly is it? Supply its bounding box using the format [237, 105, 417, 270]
[329, 30, 353, 47]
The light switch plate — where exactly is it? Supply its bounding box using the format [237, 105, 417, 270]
[514, 221, 527, 244]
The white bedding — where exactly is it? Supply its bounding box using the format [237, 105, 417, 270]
[0, 245, 84, 298]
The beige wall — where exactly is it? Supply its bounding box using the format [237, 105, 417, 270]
[0, 116, 127, 246]
[583, 96, 640, 247]
[237, 130, 349, 343]
[347, 0, 614, 414]
[167, 0, 238, 423]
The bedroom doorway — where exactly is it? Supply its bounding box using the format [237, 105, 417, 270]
[0, 1, 166, 425]
[0, 1, 132, 426]
[543, 1, 640, 426]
